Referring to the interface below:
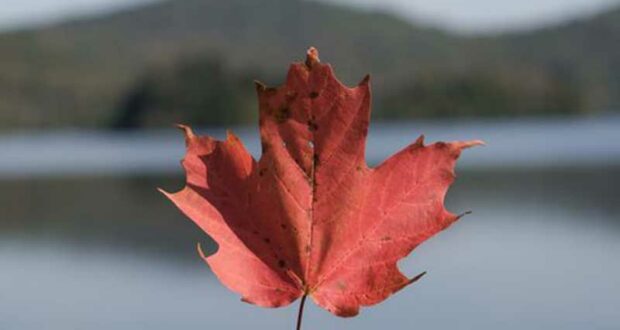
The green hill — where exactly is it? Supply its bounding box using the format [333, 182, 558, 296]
[0, 0, 617, 130]
[488, 7, 620, 114]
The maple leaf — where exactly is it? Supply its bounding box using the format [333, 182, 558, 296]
[160, 48, 483, 317]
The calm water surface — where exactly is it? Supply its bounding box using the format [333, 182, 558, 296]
[1, 119, 619, 329]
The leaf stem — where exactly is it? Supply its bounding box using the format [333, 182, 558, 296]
[296, 295, 307, 330]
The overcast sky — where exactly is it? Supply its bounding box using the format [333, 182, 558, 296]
[0, 0, 618, 33]
[332, 0, 620, 32]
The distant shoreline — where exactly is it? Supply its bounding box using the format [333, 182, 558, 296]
[1, 115, 619, 178]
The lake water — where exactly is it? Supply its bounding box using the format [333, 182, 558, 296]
[1, 117, 619, 329]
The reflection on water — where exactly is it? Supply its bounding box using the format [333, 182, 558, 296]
[1, 167, 619, 329]
[2, 115, 620, 178]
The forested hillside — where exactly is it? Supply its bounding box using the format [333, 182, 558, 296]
[0, 0, 617, 130]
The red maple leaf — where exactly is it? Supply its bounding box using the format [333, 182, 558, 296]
[161, 48, 482, 318]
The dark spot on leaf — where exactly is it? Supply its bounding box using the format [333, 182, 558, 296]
[252, 230, 259, 235]
[309, 91, 319, 99]
[307, 120, 319, 131]
[278, 260, 286, 268]
[356, 165, 363, 171]
[305, 245, 311, 253]
[381, 236, 392, 241]
[436, 142, 448, 149]
[274, 107, 291, 123]
[280, 224, 288, 230]
[263, 238, 271, 244]
[259, 168, 267, 177]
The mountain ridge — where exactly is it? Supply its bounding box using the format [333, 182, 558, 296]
[0, 0, 617, 130]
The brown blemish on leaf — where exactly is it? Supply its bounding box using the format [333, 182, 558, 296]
[278, 260, 287, 268]
[261, 142, 270, 152]
[309, 91, 319, 99]
[313, 154, 320, 166]
[273, 107, 291, 123]
[307, 120, 319, 132]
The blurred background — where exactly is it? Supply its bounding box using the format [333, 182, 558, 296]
[1, 0, 619, 329]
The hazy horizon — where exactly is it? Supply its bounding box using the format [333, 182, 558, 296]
[330, 0, 620, 33]
[0, 0, 618, 34]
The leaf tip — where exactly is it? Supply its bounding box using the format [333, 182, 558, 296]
[225, 129, 238, 142]
[305, 46, 320, 68]
[175, 124, 196, 144]
[156, 187, 171, 197]
[196, 242, 209, 261]
[415, 134, 425, 147]
[408, 271, 427, 285]
[456, 210, 473, 220]
[254, 80, 267, 92]
[358, 74, 371, 86]
[460, 140, 485, 149]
